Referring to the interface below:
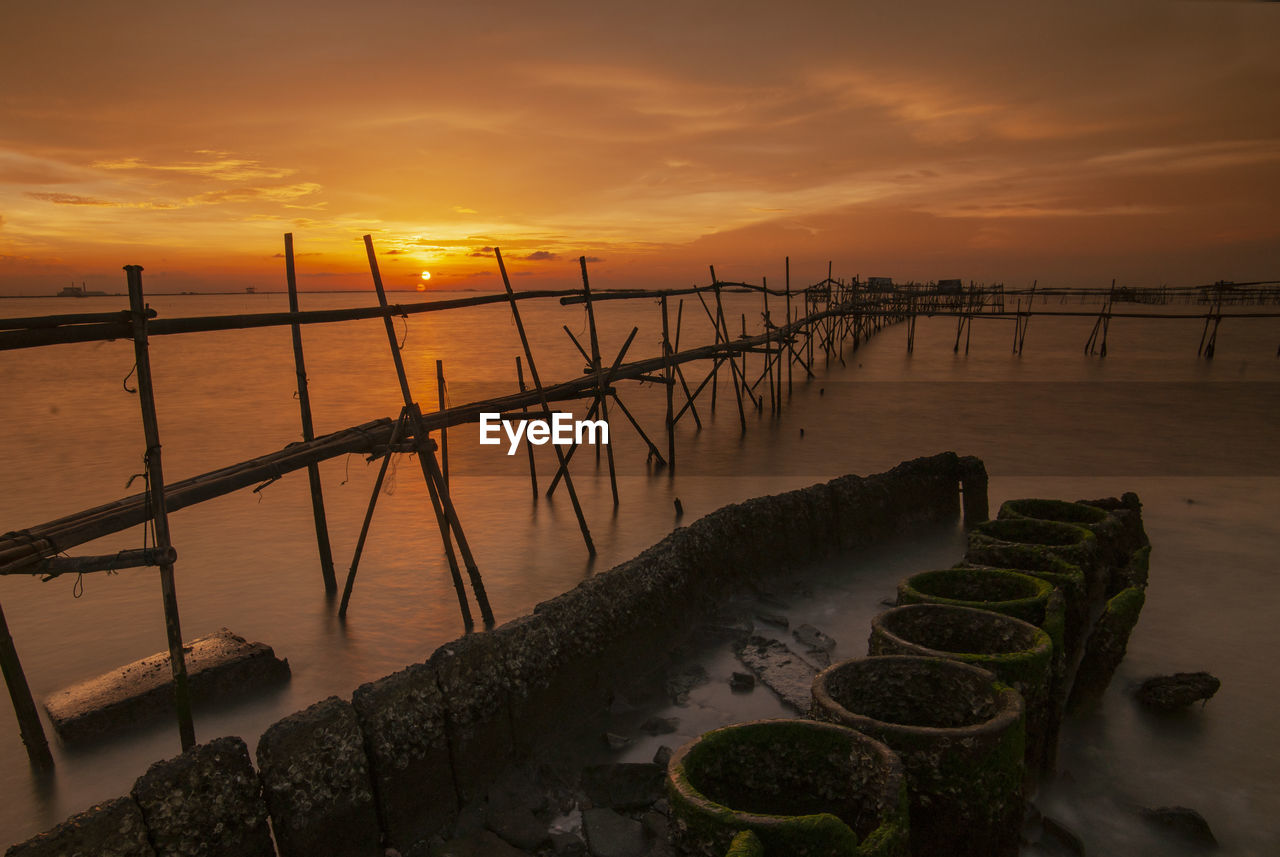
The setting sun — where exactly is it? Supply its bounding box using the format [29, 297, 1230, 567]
[421, 271, 431, 281]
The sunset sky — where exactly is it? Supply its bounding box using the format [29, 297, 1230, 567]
[1, 0, 1277, 294]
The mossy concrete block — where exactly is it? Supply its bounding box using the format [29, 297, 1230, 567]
[428, 632, 515, 803]
[351, 662, 456, 851]
[5, 796, 155, 857]
[868, 604, 1055, 780]
[131, 736, 274, 857]
[493, 612, 607, 756]
[811, 656, 1024, 857]
[1113, 545, 1151, 591]
[876, 452, 962, 528]
[44, 629, 290, 743]
[1068, 586, 1147, 712]
[255, 696, 380, 857]
[668, 719, 909, 857]
[1078, 492, 1149, 557]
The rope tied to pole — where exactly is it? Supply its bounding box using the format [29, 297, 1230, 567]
[122, 362, 138, 394]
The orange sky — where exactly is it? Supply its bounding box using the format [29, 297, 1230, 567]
[2, 0, 1277, 294]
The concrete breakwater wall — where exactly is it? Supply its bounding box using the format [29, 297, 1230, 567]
[8, 452, 987, 857]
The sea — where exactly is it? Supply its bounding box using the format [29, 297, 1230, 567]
[1, 287, 1277, 854]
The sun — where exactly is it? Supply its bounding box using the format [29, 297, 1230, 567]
[416, 270, 431, 292]
[421, 271, 431, 281]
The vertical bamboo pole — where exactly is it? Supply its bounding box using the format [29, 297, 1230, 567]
[362, 236, 492, 626]
[785, 258, 793, 395]
[436, 360, 449, 489]
[124, 265, 195, 751]
[708, 266, 719, 412]
[579, 258, 619, 507]
[284, 234, 337, 593]
[0, 598, 52, 767]
[495, 248, 595, 556]
[516, 357, 538, 498]
[714, 284, 747, 430]
[661, 295, 675, 471]
[670, 300, 702, 429]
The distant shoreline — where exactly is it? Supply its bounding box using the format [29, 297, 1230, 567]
[0, 288, 490, 299]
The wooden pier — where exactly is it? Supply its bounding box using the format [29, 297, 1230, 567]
[1, 240, 1276, 766]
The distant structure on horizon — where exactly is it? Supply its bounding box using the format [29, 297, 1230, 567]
[55, 283, 106, 298]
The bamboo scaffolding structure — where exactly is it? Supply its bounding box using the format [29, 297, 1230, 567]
[0, 597, 51, 767]
[579, 258, 619, 507]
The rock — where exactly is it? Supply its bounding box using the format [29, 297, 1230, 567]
[729, 672, 755, 692]
[733, 636, 816, 712]
[255, 696, 380, 857]
[1136, 673, 1221, 711]
[1040, 816, 1086, 856]
[641, 810, 667, 841]
[793, 623, 836, 653]
[663, 664, 709, 704]
[803, 648, 831, 669]
[4, 796, 154, 857]
[452, 802, 486, 838]
[44, 629, 290, 742]
[486, 804, 549, 851]
[582, 808, 648, 857]
[639, 716, 678, 735]
[131, 736, 275, 857]
[605, 733, 633, 751]
[1140, 806, 1217, 848]
[581, 764, 665, 810]
[550, 831, 588, 856]
[428, 830, 530, 857]
[652, 746, 673, 768]
[754, 611, 789, 629]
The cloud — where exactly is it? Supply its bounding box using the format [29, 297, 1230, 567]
[91, 155, 296, 182]
[452, 205, 478, 214]
[187, 182, 322, 205]
[24, 192, 118, 206]
[470, 246, 496, 257]
[23, 191, 178, 209]
[521, 250, 559, 261]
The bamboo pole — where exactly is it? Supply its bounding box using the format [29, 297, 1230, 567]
[669, 300, 702, 430]
[661, 295, 675, 471]
[124, 265, 196, 752]
[0, 597, 52, 768]
[516, 357, 538, 499]
[579, 258, 619, 507]
[495, 248, 595, 556]
[285, 234, 338, 594]
[436, 360, 449, 488]
[363, 236, 492, 627]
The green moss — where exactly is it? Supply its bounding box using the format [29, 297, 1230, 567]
[998, 498, 1108, 525]
[725, 830, 765, 857]
[1103, 585, 1146, 630]
[1113, 545, 1151, 592]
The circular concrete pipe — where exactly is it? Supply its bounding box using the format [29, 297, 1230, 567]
[667, 718, 909, 857]
[811, 655, 1025, 857]
[868, 604, 1054, 781]
[967, 516, 1104, 608]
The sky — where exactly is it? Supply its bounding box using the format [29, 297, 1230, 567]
[1, 0, 1277, 294]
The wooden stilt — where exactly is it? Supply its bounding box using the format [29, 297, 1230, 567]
[516, 357, 538, 498]
[284, 234, 338, 594]
[495, 248, 595, 556]
[669, 300, 702, 429]
[436, 360, 450, 488]
[661, 295, 675, 471]
[124, 265, 196, 752]
[0, 597, 52, 768]
[714, 285, 748, 430]
[579, 258, 619, 507]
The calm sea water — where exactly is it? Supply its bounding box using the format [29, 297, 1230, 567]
[1, 289, 1277, 853]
